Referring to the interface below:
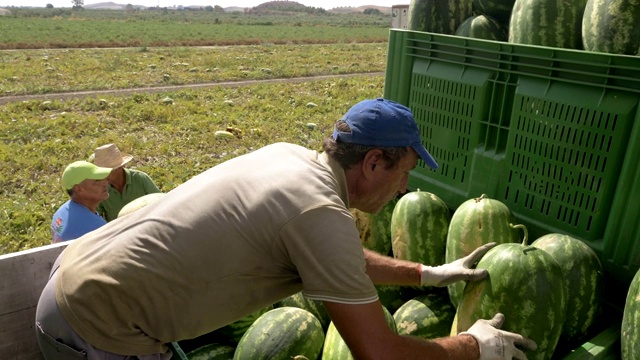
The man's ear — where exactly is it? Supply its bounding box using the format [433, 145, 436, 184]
[362, 149, 383, 179]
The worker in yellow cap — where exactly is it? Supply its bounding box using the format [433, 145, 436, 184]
[51, 161, 112, 243]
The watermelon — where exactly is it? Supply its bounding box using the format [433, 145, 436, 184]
[455, 15, 508, 42]
[322, 305, 396, 360]
[393, 291, 456, 339]
[390, 190, 451, 268]
[531, 233, 604, 346]
[508, 0, 588, 49]
[233, 307, 324, 360]
[622, 268, 640, 360]
[473, 0, 516, 25]
[375, 284, 421, 314]
[215, 304, 273, 344]
[582, 0, 640, 55]
[445, 194, 520, 307]
[455, 227, 566, 360]
[351, 198, 397, 256]
[407, 0, 473, 35]
[117, 192, 165, 218]
[185, 343, 235, 360]
[276, 291, 330, 330]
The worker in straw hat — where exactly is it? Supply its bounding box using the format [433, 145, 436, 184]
[51, 161, 112, 243]
[91, 143, 161, 222]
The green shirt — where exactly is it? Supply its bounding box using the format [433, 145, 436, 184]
[97, 168, 161, 222]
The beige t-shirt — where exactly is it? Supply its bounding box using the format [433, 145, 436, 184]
[56, 142, 378, 355]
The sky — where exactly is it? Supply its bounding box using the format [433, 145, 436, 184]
[0, 0, 403, 10]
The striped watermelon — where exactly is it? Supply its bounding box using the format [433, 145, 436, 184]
[531, 233, 604, 346]
[351, 198, 397, 256]
[276, 291, 330, 330]
[445, 194, 520, 307]
[375, 284, 422, 314]
[393, 290, 456, 339]
[322, 305, 396, 359]
[407, 0, 474, 35]
[233, 307, 324, 360]
[455, 15, 508, 42]
[622, 268, 640, 360]
[390, 190, 451, 269]
[455, 228, 566, 360]
[508, 0, 589, 49]
[215, 304, 273, 344]
[582, 0, 640, 55]
[473, 0, 516, 25]
[185, 343, 235, 360]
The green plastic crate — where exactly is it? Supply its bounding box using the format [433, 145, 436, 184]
[383, 29, 640, 339]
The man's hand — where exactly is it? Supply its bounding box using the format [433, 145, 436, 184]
[420, 242, 496, 287]
[459, 313, 537, 360]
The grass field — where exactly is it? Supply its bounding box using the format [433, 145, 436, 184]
[0, 9, 391, 49]
[0, 8, 390, 254]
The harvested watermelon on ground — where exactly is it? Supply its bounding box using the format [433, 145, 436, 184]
[455, 225, 566, 360]
[622, 268, 640, 360]
[351, 198, 398, 256]
[233, 307, 324, 360]
[455, 15, 508, 42]
[531, 233, 604, 346]
[393, 290, 455, 339]
[391, 190, 451, 268]
[582, 0, 640, 55]
[509, 0, 588, 49]
[408, 0, 473, 35]
[445, 194, 520, 307]
[322, 305, 396, 360]
[276, 291, 330, 330]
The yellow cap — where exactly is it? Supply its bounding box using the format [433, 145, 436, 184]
[61, 161, 111, 190]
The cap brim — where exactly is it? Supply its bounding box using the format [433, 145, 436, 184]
[88, 167, 112, 180]
[413, 144, 438, 170]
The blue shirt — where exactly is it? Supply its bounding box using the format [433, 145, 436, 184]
[51, 200, 107, 243]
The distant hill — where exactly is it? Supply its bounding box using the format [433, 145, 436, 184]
[83, 1, 391, 13]
[329, 5, 392, 14]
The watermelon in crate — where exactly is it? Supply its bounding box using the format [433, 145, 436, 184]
[531, 233, 604, 347]
[622, 268, 640, 360]
[351, 198, 397, 256]
[185, 343, 234, 360]
[455, 15, 508, 42]
[276, 291, 330, 330]
[408, 0, 473, 35]
[391, 190, 451, 269]
[322, 305, 396, 359]
[455, 225, 566, 360]
[445, 194, 520, 307]
[582, 0, 640, 55]
[509, 0, 588, 49]
[393, 290, 455, 339]
[473, 0, 516, 25]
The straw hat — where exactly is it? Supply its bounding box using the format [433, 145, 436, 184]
[93, 144, 133, 168]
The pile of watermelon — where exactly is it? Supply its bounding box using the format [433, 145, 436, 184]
[407, 0, 640, 55]
[180, 190, 631, 360]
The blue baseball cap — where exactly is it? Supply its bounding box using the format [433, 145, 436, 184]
[332, 98, 438, 169]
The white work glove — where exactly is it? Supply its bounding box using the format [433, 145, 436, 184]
[460, 313, 537, 360]
[420, 242, 496, 287]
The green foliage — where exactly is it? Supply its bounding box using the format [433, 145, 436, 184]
[0, 75, 385, 254]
